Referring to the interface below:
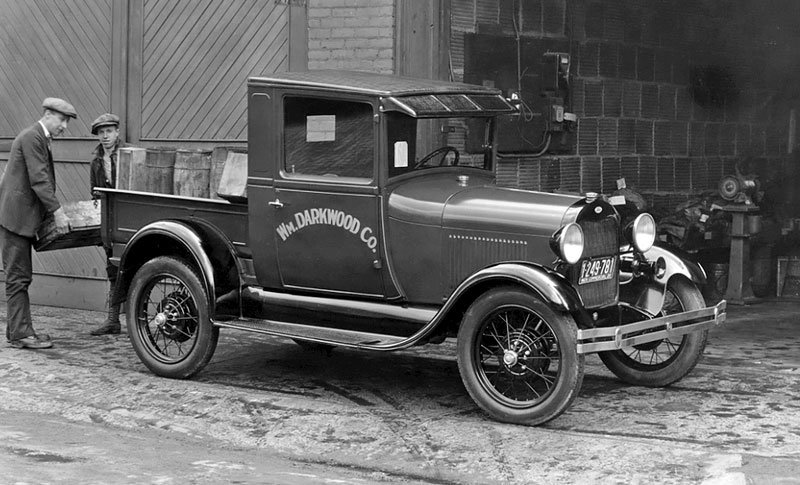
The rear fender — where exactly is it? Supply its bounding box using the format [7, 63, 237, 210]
[621, 243, 708, 316]
[115, 221, 216, 317]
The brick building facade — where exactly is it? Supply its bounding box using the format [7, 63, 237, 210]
[308, 0, 395, 73]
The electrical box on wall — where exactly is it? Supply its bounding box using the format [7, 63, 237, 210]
[463, 34, 575, 155]
[541, 51, 570, 94]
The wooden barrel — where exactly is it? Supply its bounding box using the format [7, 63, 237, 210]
[128, 147, 150, 192]
[145, 147, 176, 194]
[173, 149, 212, 198]
[117, 147, 146, 190]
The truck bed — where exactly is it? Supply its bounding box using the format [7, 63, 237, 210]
[101, 189, 250, 257]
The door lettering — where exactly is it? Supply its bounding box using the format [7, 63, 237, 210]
[276, 208, 377, 253]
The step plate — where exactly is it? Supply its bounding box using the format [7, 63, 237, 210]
[214, 318, 408, 350]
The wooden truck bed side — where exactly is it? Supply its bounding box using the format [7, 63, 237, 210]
[101, 189, 250, 259]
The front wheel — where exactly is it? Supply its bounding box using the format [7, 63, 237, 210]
[457, 287, 584, 425]
[599, 277, 708, 387]
[127, 256, 219, 379]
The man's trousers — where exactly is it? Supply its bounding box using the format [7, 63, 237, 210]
[0, 225, 35, 341]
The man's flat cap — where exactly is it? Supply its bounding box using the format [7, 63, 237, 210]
[91, 113, 120, 135]
[42, 97, 77, 119]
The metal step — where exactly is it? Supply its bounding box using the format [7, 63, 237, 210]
[213, 318, 409, 350]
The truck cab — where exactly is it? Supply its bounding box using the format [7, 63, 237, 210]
[103, 70, 726, 426]
[246, 72, 513, 300]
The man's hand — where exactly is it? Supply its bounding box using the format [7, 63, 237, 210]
[53, 207, 70, 233]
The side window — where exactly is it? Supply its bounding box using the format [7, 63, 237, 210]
[283, 96, 373, 180]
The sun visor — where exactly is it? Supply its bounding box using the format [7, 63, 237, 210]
[382, 93, 516, 117]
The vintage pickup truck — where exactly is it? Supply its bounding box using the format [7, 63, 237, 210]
[100, 70, 726, 425]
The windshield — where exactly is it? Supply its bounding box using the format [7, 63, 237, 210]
[386, 113, 494, 178]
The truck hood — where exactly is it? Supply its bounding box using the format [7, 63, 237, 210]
[387, 172, 582, 236]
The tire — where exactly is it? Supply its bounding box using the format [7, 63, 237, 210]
[126, 256, 219, 379]
[599, 277, 708, 387]
[457, 287, 584, 425]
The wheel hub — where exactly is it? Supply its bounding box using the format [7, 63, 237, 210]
[500, 334, 550, 376]
[154, 312, 167, 325]
[503, 349, 518, 366]
[154, 291, 196, 343]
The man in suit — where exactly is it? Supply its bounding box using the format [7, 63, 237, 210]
[0, 98, 75, 349]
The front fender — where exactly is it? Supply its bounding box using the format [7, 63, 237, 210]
[621, 243, 707, 316]
[450, 262, 585, 313]
[649, 243, 707, 284]
[116, 221, 215, 315]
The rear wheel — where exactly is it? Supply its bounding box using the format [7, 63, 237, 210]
[127, 256, 219, 379]
[457, 287, 584, 425]
[599, 278, 708, 386]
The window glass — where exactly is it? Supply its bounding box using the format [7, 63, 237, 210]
[283, 97, 373, 180]
[386, 113, 493, 178]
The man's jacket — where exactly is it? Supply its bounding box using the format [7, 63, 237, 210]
[0, 123, 60, 238]
[89, 141, 128, 199]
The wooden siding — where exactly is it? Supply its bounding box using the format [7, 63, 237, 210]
[0, 0, 111, 281]
[0, 0, 113, 139]
[139, 0, 289, 141]
[0, 0, 301, 308]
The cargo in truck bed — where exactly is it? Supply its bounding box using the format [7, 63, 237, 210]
[34, 200, 102, 251]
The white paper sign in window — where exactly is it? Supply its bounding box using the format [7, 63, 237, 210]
[306, 115, 336, 142]
[394, 141, 408, 168]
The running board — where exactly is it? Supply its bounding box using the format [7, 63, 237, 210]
[213, 318, 410, 351]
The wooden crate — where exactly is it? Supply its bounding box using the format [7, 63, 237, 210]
[217, 150, 248, 203]
[34, 200, 102, 252]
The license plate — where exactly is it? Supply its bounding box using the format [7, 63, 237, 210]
[578, 256, 616, 284]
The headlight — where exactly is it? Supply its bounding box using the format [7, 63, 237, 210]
[629, 213, 656, 252]
[550, 223, 584, 264]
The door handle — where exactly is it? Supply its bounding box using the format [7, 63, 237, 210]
[268, 199, 284, 208]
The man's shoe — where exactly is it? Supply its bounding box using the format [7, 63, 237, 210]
[89, 320, 121, 336]
[9, 336, 53, 349]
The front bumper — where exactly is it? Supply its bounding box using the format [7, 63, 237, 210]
[575, 300, 727, 354]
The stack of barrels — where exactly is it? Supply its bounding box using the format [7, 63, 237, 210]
[117, 146, 245, 200]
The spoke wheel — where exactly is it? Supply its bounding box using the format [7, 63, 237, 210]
[476, 307, 559, 406]
[137, 278, 199, 363]
[599, 277, 708, 386]
[458, 287, 583, 425]
[127, 256, 218, 379]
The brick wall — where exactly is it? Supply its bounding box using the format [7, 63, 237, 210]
[450, 0, 800, 214]
[307, 0, 395, 73]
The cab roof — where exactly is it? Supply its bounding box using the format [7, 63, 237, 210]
[249, 70, 517, 117]
[250, 70, 500, 96]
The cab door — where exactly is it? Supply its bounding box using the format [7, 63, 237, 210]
[261, 94, 385, 297]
